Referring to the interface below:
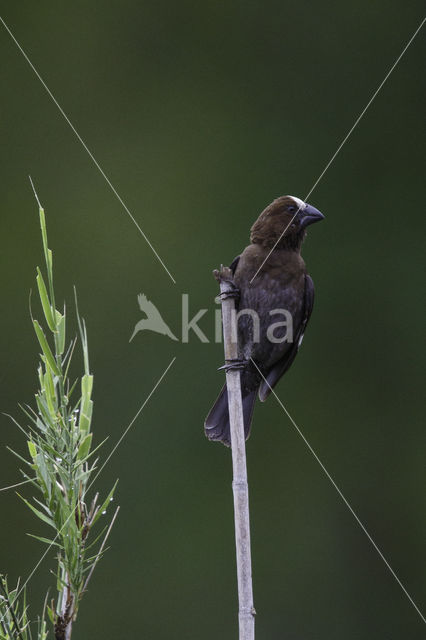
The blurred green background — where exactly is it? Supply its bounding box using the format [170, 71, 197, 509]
[1, 2, 425, 638]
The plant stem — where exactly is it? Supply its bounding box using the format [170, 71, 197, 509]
[0, 578, 24, 640]
[215, 266, 255, 640]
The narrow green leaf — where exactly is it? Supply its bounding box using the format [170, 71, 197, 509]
[27, 534, 61, 549]
[32, 497, 54, 519]
[47, 248, 53, 284]
[36, 417, 48, 433]
[81, 396, 93, 420]
[81, 373, 93, 397]
[92, 480, 118, 526]
[38, 364, 44, 389]
[46, 605, 55, 625]
[7, 446, 34, 469]
[79, 374, 93, 434]
[39, 208, 49, 262]
[83, 525, 108, 552]
[67, 378, 78, 402]
[17, 494, 56, 529]
[36, 268, 55, 332]
[84, 436, 108, 461]
[56, 309, 66, 355]
[77, 433, 92, 461]
[27, 441, 37, 460]
[35, 394, 56, 428]
[39, 388, 54, 420]
[35, 451, 51, 499]
[19, 403, 39, 427]
[43, 364, 57, 415]
[33, 320, 60, 376]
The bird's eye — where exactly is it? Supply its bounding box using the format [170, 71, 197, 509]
[288, 205, 296, 213]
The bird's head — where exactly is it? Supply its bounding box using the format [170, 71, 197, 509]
[250, 195, 324, 250]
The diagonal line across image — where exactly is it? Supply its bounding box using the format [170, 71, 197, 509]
[250, 358, 426, 625]
[249, 16, 426, 283]
[0, 16, 177, 285]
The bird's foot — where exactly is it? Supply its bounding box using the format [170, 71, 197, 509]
[213, 265, 233, 282]
[213, 266, 240, 301]
[217, 281, 240, 301]
[218, 358, 249, 373]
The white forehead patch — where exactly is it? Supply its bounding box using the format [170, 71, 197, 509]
[287, 195, 307, 210]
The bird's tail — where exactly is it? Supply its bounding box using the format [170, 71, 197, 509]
[204, 384, 257, 447]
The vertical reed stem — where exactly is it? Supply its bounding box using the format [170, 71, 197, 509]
[215, 266, 255, 640]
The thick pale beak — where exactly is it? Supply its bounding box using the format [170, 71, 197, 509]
[299, 203, 325, 229]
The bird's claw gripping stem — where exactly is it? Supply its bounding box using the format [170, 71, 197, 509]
[218, 358, 248, 373]
[213, 265, 240, 301]
[218, 283, 240, 301]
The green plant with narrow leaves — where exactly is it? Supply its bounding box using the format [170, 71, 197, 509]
[1, 197, 118, 640]
[0, 575, 48, 640]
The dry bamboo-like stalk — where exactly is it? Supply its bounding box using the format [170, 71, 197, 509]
[214, 266, 255, 640]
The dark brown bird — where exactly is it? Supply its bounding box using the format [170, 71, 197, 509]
[205, 195, 324, 446]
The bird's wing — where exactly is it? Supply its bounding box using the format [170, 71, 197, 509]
[258, 274, 315, 402]
[229, 255, 240, 275]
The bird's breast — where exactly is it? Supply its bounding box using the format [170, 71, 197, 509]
[233, 245, 306, 368]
